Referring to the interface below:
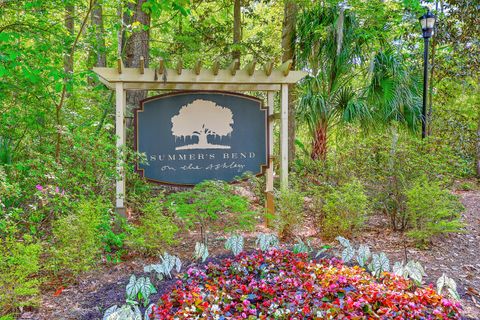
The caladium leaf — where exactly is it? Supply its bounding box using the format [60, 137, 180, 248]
[292, 238, 311, 254]
[447, 288, 460, 301]
[126, 275, 140, 300]
[144, 303, 155, 319]
[336, 236, 351, 248]
[194, 242, 209, 262]
[256, 233, 279, 252]
[132, 305, 142, 320]
[405, 260, 425, 284]
[225, 235, 244, 256]
[341, 245, 355, 263]
[370, 252, 390, 277]
[102, 305, 118, 320]
[393, 261, 404, 276]
[356, 244, 371, 267]
[437, 273, 446, 294]
[175, 256, 182, 272]
[437, 274, 460, 300]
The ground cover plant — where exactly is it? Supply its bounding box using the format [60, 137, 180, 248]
[100, 236, 462, 320]
[149, 249, 461, 319]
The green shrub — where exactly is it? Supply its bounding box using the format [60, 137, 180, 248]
[321, 180, 368, 240]
[166, 180, 256, 244]
[405, 177, 464, 246]
[275, 188, 304, 240]
[99, 215, 126, 264]
[0, 234, 41, 316]
[126, 194, 179, 255]
[48, 199, 107, 279]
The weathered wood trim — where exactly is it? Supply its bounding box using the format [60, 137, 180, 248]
[280, 84, 289, 190]
[93, 67, 307, 85]
[115, 82, 125, 212]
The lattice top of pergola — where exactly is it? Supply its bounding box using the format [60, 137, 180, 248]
[93, 57, 307, 91]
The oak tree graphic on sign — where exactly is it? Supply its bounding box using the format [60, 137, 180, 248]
[171, 99, 234, 150]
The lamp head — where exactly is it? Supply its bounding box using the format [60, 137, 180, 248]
[419, 10, 436, 38]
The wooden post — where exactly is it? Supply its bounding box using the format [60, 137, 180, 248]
[280, 84, 288, 190]
[265, 91, 275, 222]
[115, 82, 126, 216]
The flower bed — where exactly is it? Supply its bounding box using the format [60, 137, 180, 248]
[151, 250, 461, 319]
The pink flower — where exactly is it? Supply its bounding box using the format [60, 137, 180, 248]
[36, 184, 43, 191]
[55, 186, 60, 193]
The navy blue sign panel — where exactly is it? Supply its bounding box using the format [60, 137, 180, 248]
[135, 91, 268, 185]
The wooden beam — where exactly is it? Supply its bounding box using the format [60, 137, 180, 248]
[122, 82, 281, 92]
[279, 59, 293, 76]
[93, 67, 308, 85]
[266, 91, 275, 192]
[117, 58, 123, 74]
[194, 60, 202, 75]
[265, 91, 275, 225]
[246, 60, 256, 76]
[264, 61, 273, 76]
[280, 84, 289, 190]
[229, 59, 239, 76]
[115, 82, 126, 213]
[139, 56, 145, 74]
[158, 58, 165, 75]
[176, 59, 183, 75]
[212, 59, 220, 76]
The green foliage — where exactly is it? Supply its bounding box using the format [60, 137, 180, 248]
[99, 217, 126, 264]
[405, 177, 464, 246]
[126, 194, 179, 255]
[292, 238, 312, 254]
[296, 3, 421, 159]
[0, 234, 41, 316]
[48, 199, 108, 279]
[322, 180, 367, 239]
[275, 187, 304, 240]
[166, 180, 256, 243]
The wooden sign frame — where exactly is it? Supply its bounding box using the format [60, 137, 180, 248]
[93, 57, 307, 217]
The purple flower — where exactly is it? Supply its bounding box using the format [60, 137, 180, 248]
[36, 184, 43, 191]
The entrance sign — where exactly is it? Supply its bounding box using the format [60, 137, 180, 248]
[135, 92, 267, 185]
[92, 57, 306, 214]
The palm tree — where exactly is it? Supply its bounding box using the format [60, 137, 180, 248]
[296, 4, 421, 160]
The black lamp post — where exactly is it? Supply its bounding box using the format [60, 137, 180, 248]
[419, 10, 436, 139]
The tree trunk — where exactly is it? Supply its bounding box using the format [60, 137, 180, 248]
[232, 0, 241, 61]
[56, 3, 74, 163]
[282, 0, 298, 165]
[125, 0, 150, 111]
[198, 132, 208, 146]
[64, 4, 74, 75]
[311, 122, 327, 161]
[91, 1, 106, 67]
[477, 112, 480, 178]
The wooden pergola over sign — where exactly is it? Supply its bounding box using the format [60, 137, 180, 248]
[93, 57, 307, 214]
